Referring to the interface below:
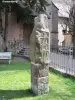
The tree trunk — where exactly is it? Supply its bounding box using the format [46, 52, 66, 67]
[73, 34, 75, 59]
[73, 18, 75, 59]
[0, 11, 2, 33]
[4, 8, 8, 52]
[0, 10, 4, 52]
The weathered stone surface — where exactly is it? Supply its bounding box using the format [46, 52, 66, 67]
[31, 76, 49, 95]
[38, 76, 48, 84]
[38, 83, 49, 95]
[30, 14, 50, 95]
[30, 14, 50, 64]
[31, 63, 49, 77]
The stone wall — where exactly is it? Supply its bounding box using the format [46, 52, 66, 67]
[2, 12, 33, 43]
[8, 13, 23, 41]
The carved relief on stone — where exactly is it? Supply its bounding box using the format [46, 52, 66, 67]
[30, 14, 50, 64]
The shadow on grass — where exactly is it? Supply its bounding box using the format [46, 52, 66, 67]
[0, 89, 34, 99]
[0, 62, 31, 72]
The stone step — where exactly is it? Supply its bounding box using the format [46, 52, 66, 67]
[17, 47, 30, 57]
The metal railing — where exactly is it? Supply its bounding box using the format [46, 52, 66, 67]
[49, 43, 75, 75]
[7, 40, 75, 75]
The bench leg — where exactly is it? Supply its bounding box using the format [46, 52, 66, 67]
[9, 60, 11, 64]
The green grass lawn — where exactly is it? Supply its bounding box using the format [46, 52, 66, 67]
[0, 63, 75, 100]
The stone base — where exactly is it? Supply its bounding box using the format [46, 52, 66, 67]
[31, 63, 49, 95]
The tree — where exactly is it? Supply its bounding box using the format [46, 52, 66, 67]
[69, 2, 75, 58]
[0, 0, 4, 51]
[60, 0, 75, 58]
[65, 0, 75, 59]
[4, 6, 9, 51]
[13, 0, 49, 23]
[0, 0, 10, 51]
[12, 0, 48, 24]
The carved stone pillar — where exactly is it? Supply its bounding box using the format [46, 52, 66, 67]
[30, 14, 50, 95]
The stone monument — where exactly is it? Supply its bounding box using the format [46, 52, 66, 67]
[30, 14, 50, 95]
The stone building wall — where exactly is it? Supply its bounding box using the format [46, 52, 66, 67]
[47, 2, 58, 50]
[7, 13, 23, 41]
[2, 12, 33, 43]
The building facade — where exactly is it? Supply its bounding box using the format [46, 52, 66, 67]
[47, 1, 58, 50]
[1, 1, 59, 56]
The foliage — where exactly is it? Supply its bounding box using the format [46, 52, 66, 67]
[0, 0, 10, 11]
[11, 0, 49, 24]
[69, 2, 75, 58]
[0, 0, 49, 23]
[64, 0, 75, 58]
[0, 0, 3, 10]
[0, 62, 75, 100]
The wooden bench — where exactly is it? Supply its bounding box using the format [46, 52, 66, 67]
[0, 52, 12, 64]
